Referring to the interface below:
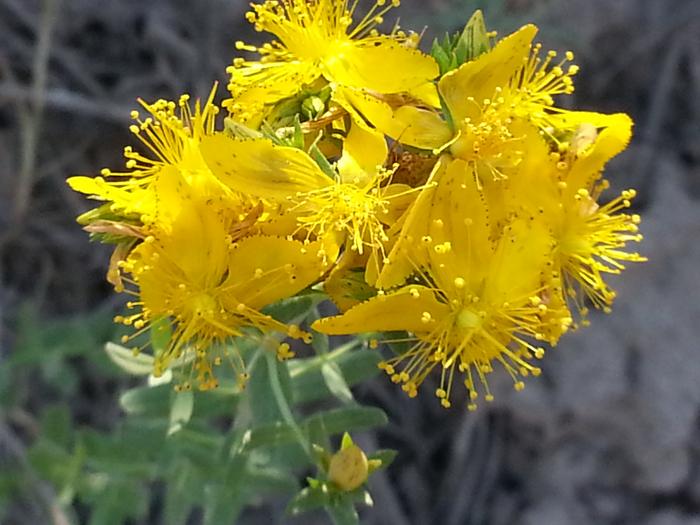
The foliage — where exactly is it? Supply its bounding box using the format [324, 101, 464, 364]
[1, 299, 391, 524]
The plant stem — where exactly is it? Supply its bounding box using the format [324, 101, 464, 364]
[288, 339, 360, 379]
[14, 0, 60, 224]
[263, 345, 313, 462]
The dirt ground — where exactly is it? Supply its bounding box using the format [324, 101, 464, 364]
[1, 0, 699, 523]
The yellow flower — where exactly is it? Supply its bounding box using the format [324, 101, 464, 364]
[328, 443, 369, 491]
[201, 125, 418, 269]
[225, 0, 438, 122]
[67, 86, 235, 227]
[357, 25, 624, 289]
[559, 186, 644, 315]
[314, 160, 569, 409]
[504, 114, 645, 317]
[335, 23, 580, 165]
[115, 191, 329, 391]
[438, 25, 580, 142]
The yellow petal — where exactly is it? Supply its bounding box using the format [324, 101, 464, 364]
[500, 124, 558, 215]
[483, 218, 552, 305]
[325, 262, 376, 313]
[67, 174, 159, 221]
[335, 87, 452, 150]
[323, 39, 439, 94]
[547, 110, 632, 134]
[373, 160, 444, 289]
[136, 195, 230, 294]
[145, 166, 190, 231]
[439, 24, 538, 123]
[380, 183, 417, 225]
[228, 60, 321, 114]
[225, 236, 327, 309]
[312, 286, 450, 335]
[66, 176, 106, 196]
[409, 82, 441, 109]
[565, 113, 633, 194]
[392, 105, 454, 149]
[337, 122, 388, 185]
[426, 158, 492, 289]
[201, 134, 332, 200]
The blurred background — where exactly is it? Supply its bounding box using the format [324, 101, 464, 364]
[1, 0, 699, 523]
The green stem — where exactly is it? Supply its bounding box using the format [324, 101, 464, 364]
[263, 347, 313, 461]
[288, 340, 360, 379]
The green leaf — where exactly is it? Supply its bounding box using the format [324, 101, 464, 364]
[80, 429, 156, 478]
[307, 418, 331, 457]
[321, 362, 354, 404]
[292, 115, 305, 150]
[431, 9, 492, 75]
[340, 432, 354, 451]
[119, 384, 171, 416]
[40, 405, 73, 448]
[311, 444, 332, 472]
[309, 141, 337, 179]
[59, 442, 87, 505]
[223, 117, 263, 139]
[119, 418, 170, 456]
[203, 484, 245, 525]
[263, 292, 322, 325]
[318, 85, 332, 103]
[247, 350, 292, 425]
[169, 427, 225, 468]
[430, 38, 452, 74]
[242, 465, 298, 495]
[287, 486, 332, 516]
[326, 499, 360, 525]
[384, 330, 413, 357]
[456, 9, 490, 63]
[168, 390, 194, 436]
[304, 406, 388, 436]
[311, 327, 330, 355]
[243, 422, 298, 451]
[290, 346, 380, 405]
[192, 388, 240, 418]
[150, 317, 172, 354]
[367, 449, 398, 471]
[87, 478, 148, 525]
[301, 95, 327, 121]
[266, 96, 304, 129]
[28, 439, 70, 475]
[105, 342, 154, 375]
[163, 459, 200, 525]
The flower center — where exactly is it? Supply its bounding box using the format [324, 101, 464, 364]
[188, 291, 218, 320]
[456, 307, 482, 331]
[448, 97, 521, 176]
[296, 180, 390, 254]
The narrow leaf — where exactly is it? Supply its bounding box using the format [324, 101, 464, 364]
[290, 347, 380, 405]
[457, 9, 490, 63]
[287, 486, 331, 516]
[326, 499, 360, 525]
[168, 390, 194, 436]
[119, 384, 170, 416]
[321, 362, 354, 404]
[340, 432, 354, 451]
[150, 317, 172, 354]
[243, 422, 298, 451]
[304, 406, 388, 436]
[203, 485, 245, 525]
[367, 449, 398, 471]
[105, 342, 154, 375]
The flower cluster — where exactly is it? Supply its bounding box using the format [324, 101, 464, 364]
[69, 2, 644, 407]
